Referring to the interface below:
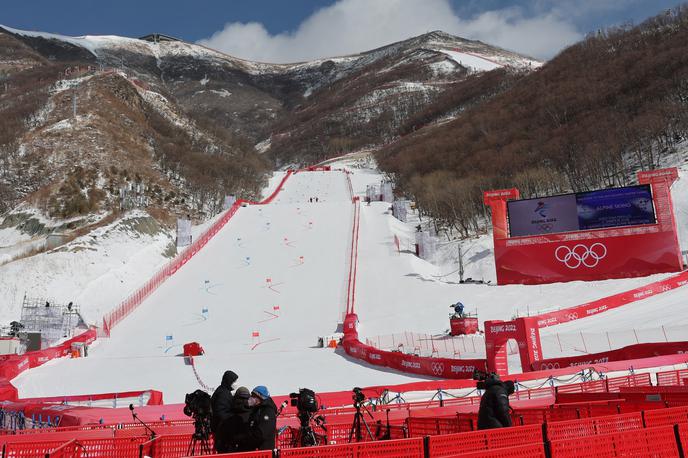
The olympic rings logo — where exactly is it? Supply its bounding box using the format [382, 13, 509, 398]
[539, 362, 561, 370]
[565, 313, 579, 321]
[555, 243, 607, 269]
[431, 362, 444, 376]
[539, 223, 554, 232]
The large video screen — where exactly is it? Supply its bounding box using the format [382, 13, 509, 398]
[507, 185, 656, 237]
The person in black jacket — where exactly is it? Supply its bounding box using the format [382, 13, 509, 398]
[243, 385, 277, 451]
[210, 370, 238, 451]
[477, 374, 513, 430]
[218, 386, 252, 453]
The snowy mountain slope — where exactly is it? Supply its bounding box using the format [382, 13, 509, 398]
[0, 25, 541, 170]
[0, 211, 174, 325]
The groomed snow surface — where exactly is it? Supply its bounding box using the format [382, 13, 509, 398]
[12, 157, 688, 402]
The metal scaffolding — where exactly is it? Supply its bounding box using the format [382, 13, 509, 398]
[19, 296, 86, 348]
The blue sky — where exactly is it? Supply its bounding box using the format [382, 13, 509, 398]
[1, 0, 680, 61]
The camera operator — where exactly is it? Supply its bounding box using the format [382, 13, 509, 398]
[217, 386, 252, 453]
[243, 386, 277, 451]
[210, 370, 238, 451]
[477, 373, 514, 430]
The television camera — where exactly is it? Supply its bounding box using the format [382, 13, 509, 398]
[184, 389, 213, 455]
[288, 388, 326, 447]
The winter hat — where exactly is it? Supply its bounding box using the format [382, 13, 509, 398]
[252, 385, 270, 400]
[235, 386, 250, 399]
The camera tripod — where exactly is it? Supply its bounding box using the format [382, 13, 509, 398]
[187, 417, 212, 456]
[348, 401, 374, 443]
[293, 412, 327, 447]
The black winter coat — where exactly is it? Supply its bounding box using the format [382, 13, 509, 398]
[211, 371, 238, 434]
[477, 378, 513, 430]
[217, 401, 252, 453]
[244, 398, 277, 451]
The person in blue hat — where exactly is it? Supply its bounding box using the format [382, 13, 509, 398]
[242, 385, 277, 450]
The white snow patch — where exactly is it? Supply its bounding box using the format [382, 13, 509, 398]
[429, 60, 457, 75]
[255, 138, 271, 154]
[209, 89, 231, 98]
[436, 50, 502, 72]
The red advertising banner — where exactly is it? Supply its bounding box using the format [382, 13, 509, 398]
[534, 270, 688, 328]
[532, 341, 688, 371]
[342, 333, 486, 379]
[484, 168, 682, 285]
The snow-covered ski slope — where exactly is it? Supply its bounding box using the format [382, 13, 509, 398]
[14, 171, 425, 402]
[12, 158, 688, 402]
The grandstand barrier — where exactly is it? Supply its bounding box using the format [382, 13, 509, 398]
[658, 368, 688, 386]
[549, 425, 681, 457]
[442, 443, 547, 458]
[4, 377, 688, 457]
[546, 411, 644, 441]
[427, 424, 542, 457]
[185, 452, 272, 458]
[280, 437, 424, 458]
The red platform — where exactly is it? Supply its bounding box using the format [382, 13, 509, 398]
[450, 317, 478, 336]
[182, 342, 204, 357]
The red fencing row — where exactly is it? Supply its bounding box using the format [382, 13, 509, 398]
[550, 425, 680, 457]
[534, 270, 688, 328]
[531, 341, 688, 371]
[428, 424, 542, 457]
[657, 368, 688, 386]
[6, 392, 688, 457]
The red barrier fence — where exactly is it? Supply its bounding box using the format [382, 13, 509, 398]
[5, 385, 688, 457]
[186, 452, 272, 458]
[534, 269, 688, 328]
[427, 424, 542, 457]
[280, 437, 424, 458]
[644, 406, 688, 427]
[546, 411, 644, 441]
[549, 425, 680, 457]
[657, 368, 688, 386]
[446, 443, 547, 458]
[531, 341, 688, 371]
